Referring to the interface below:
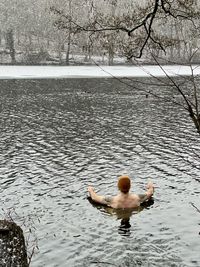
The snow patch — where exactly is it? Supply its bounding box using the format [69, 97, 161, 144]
[0, 65, 200, 79]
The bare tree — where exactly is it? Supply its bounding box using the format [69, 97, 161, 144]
[51, 0, 200, 60]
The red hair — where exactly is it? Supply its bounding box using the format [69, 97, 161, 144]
[118, 175, 131, 193]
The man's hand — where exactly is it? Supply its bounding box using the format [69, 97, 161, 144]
[139, 181, 154, 204]
[146, 181, 154, 198]
[146, 181, 154, 190]
[88, 186, 95, 195]
[87, 186, 112, 206]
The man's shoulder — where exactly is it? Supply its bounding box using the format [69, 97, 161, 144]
[129, 193, 140, 200]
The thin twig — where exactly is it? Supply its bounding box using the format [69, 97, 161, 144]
[190, 202, 200, 213]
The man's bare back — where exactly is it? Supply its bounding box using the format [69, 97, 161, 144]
[88, 176, 154, 209]
[108, 193, 141, 209]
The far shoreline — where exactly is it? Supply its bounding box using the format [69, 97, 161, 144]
[0, 64, 200, 79]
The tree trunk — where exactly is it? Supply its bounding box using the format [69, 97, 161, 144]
[29, 35, 33, 47]
[66, 32, 71, 65]
[6, 29, 16, 64]
[108, 44, 114, 65]
[66, 0, 72, 65]
[47, 39, 50, 48]
[58, 43, 62, 63]
[88, 45, 92, 61]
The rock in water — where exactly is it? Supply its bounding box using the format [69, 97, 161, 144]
[0, 220, 28, 267]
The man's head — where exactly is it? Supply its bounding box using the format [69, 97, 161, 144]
[118, 175, 131, 194]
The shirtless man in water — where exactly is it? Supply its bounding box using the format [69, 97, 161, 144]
[88, 175, 154, 209]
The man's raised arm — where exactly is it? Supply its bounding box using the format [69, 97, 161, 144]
[88, 186, 112, 206]
[138, 181, 154, 204]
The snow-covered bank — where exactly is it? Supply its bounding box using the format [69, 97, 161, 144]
[0, 65, 200, 79]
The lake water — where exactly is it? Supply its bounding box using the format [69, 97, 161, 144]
[0, 78, 200, 267]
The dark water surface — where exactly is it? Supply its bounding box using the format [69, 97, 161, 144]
[0, 78, 200, 267]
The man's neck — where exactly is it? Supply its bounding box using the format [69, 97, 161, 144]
[120, 192, 129, 197]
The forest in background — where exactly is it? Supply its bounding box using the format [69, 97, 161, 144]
[0, 0, 200, 65]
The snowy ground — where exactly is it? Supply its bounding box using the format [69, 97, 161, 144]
[0, 65, 200, 79]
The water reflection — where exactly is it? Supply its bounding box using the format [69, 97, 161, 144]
[87, 197, 154, 236]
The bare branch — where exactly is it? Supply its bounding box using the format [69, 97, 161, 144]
[190, 202, 200, 213]
[51, 0, 200, 59]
